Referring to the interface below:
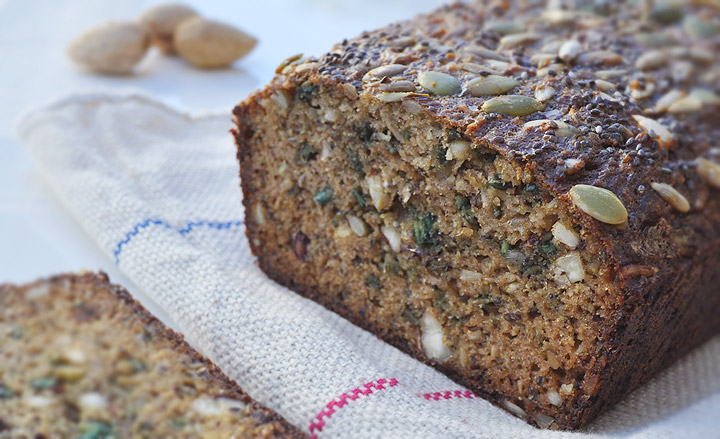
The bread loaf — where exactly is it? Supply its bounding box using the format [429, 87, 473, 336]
[233, 0, 720, 429]
[0, 272, 305, 438]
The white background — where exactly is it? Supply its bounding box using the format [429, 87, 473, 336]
[0, 0, 446, 288]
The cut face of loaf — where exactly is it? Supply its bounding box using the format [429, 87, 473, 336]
[0, 273, 304, 439]
[234, 0, 720, 430]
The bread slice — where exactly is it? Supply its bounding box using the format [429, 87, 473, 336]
[0, 272, 305, 439]
[233, 0, 720, 429]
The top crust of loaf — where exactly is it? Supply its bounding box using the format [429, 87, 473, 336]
[236, 0, 720, 304]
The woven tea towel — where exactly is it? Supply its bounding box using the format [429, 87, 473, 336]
[16, 93, 720, 439]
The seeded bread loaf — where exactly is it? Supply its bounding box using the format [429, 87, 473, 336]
[233, 0, 720, 430]
[0, 272, 305, 439]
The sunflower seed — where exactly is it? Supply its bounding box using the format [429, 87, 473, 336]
[417, 71, 461, 95]
[552, 221, 580, 249]
[630, 81, 656, 101]
[524, 119, 579, 138]
[535, 85, 556, 102]
[577, 50, 623, 66]
[635, 50, 667, 71]
[595, 79, 616, 92]
[546, 390, 563, 406]
[537, 63, 564, 77]
[569, 184, 628, 225]
[363, 64, 407, 83]
[558, 40, 582, 62]
[651, 182, 690, 213]
[484, 59, 515, 73]
[696, 157, 720, 188]
[366, 175, 391, 210]
[464, 46, 509, 62]
[379, 80, 416, 92]
[687, 48, 714, 65]
[461, 62, 501, 75]
[534, 413, 555, 429]
[481, 95, 542, 116]
[667, 95, 703, 113]
[530, 53, 558, 68]
[542, 9, 582, 25]
[654, 89, 685, 113]
[401, 99, 423, 114]
[467, 75, 519, 96]
[498, 33, 542, 50]
[503, 400, 527, 418]
[381, 225, 401, 252]
[632, 115, 676, 149]
[596, 69, 630, 80]
[421, 312, 451, 362]
[377, 92, 413, 102]
[446, 140, 472, 161]
[347, 215, 369, 236]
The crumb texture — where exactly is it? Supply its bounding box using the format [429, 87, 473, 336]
[0, 273, 303, 439]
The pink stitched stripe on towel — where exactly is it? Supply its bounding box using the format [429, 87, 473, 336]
[307, 378, 399, 439]
[418, 389, 477, 401]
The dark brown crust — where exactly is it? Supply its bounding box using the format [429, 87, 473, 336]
[234, 0, 720, 430]
[0, 272, 307, 439]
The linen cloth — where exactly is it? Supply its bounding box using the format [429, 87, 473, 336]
[16, 92, 720, 439]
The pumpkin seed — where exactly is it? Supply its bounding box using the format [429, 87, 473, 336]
[569, 184, 628, 225]
[417, 71, 461, 95]
[689, 88, 720, 105]
[314, 187, 333, 206]
[683, 14, 720, 38]
[467, 75, 519, 96]
[651, 182, 690, 213]
[558, 40, 582, 62]
[535, 85, 556, 102]
[363, 64, 407, 82]
[647, 3, 684, 24]
[498, 32, 542, 50]
[524, 120, 580, 138]
[696, 158, 720, 188]
[632, 115, 676, 149]
[484, 20, 524, 35]
[481, 95, 542, 116]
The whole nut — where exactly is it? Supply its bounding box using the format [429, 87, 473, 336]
[139, 3, 198, 54]
[67, 21, 150, 75]
[174, 17, 257, 69]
